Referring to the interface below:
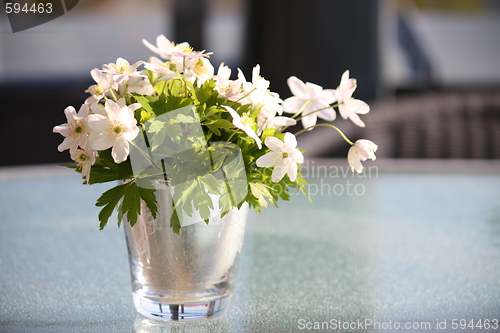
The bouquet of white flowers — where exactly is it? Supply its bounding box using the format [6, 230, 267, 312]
[53, 35, 377, 233]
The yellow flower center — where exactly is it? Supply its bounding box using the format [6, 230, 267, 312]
[115, 62, 130, 73]
[114, 126, 123, 134]
[193, 59, 208, 75]
[89, 85, 103, 96]
[282, 152, 289, 159]
[240, 114, 254, 128]
[179, 46, 193, 54]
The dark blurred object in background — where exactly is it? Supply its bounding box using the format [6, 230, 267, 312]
[243, 0, 380, 103]
[174, 0, 205, 51]
[364, 90, 500, 159]
[0, 80, 90, 166]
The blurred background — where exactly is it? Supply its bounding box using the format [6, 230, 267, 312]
[1, 0, 499, 166]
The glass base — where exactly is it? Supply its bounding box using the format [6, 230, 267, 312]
[132, 293, 232, 321]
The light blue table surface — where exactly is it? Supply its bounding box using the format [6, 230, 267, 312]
[1, 159, 499, 333]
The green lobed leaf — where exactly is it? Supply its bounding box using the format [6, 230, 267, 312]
[95, 180, 158, 230]
[170, 202, 181, 235]
[96, 184, 128, 230]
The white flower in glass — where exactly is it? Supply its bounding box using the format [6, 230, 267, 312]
[283, 76, 336, 129]
[348, 139, 378, 173]
[53, 104, 90, 155]
[71, 142, 96, 182]
[102, 57, 146, 83]
[188, 57, 215, 85]
[214, 63, 243, 101]
[257, 106, 297, 130]
[144, 57, 178, 81]
[85, 68, 116, 104]
[238, 65, 282, 110]
[87, 99, 141, 163]
[123, 76, 155, 96]
[172, 49, 213, 59]
[237, 65, 292, 129]
[256, 132, 304, 182]
[334, 70, 370, 127]
[142, 34, 176, 60]
[224, 106, 262, 149]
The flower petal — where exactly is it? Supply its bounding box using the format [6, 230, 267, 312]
[283, 96, 306, 114]
[287, 76, 308, 100]
[301, 113, 317, 129]
[283, 132, 297, 149]
[53, 124, 70, 135]
[272, 165, 286, 182]
[264, 136, 285, 152]
[63, 106, 77, 122]
[286, 162, 298, 181]
[348, 112, 366, 128]
[87, 114, 110, 132]
[111, 138, 130, 163]
[256, 151, 279, 167]
[341, 78, 357, 101]
[304, 82, 323, 99]
[348, 147, 364, 173]
[268, 116, 297, 127]
[317, 89, 336, 105]
[122, 126, 140, 142]
[89, 133, 113, 151]
[292, 148, 304, 163]
[317, 107, 337, 121]
[104, 100, 122, 121]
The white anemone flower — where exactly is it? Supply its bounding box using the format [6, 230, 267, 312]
[144, 56, 178, 80]
[53, 104, 90, 155]
[283, 76, 336, 129]
[172, 49, 213, 59]
[348, 139, 378, 173]
[238, 65, 284, 118]
[142, 35, 176, 60]
[214, 63, 243, 101]
[224, 106, 262, 149]
[334, 70, 370, 127]
[102, 57, 146, 83]
[85, 68, 116, 103]
[71, 142, 96, 182]
[87, 99, 141, 163]
[188, 57, 215, 85]
[257, 106, 297, 130]
[256, 132, 304, 182]
[124, 76, 155, 96]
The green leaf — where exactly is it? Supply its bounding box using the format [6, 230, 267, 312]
[170, 203, 181, 235]
[119, 183, 141, 226]
[198, 173, 223, 194]
[95, 181, 158, 230]
[96, 184, 128, 230]
[132, 94, 156, 114]
[138, 185, 158, 219]
[172, 113, 196, 124]
[249, 182, 274, 208]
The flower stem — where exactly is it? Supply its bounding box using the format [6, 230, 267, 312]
[235, 87, 257, 104]
[291, 100, 311, 120]
[182, 58, 188, 98]
[122, 80, 131, 104]
[109, 89, 118, 102]
[129, 139, 164, 171]
[294, 123, 354, 145]
[281, 102, 341, 133]
[294, 103, 341, 122]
